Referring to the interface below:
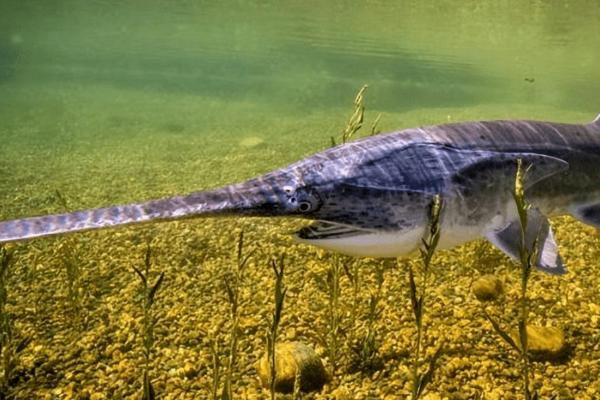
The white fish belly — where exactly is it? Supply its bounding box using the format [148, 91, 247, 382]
[295, 198, 522, 258]
[295, 228, 424, 258]
[296, 223, 488, 258]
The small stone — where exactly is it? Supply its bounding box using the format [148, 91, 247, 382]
[472, 275, 503, 301]
[511, 325, 569, 362]
[285, 327, 297, 340]
[257, 342, 328, 394]
[183, 362, 197, 379]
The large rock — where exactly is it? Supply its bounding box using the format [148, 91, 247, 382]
[472, 275, 503, 302]
[511, 325, 569, 362]
[257, 341, 327, 393]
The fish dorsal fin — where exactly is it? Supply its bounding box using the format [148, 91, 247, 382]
[485, 207, 565, 275]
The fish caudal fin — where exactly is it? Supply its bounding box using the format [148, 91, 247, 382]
[485, 207, 565, 275]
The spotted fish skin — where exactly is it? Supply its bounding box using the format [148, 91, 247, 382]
[1, 116, 600, 271]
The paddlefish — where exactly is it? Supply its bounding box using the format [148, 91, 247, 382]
[2, 115, 600, 274]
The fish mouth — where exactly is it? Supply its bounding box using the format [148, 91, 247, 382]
[295, 221, 370, 240]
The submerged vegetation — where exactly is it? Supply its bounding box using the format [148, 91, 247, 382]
[266, 255, 286, 399]
[482, 160, 538, 400]
[221, 231, 252, 400]
[0, 245, 31, 399]
[406, 194, 445, 399]
[132, 244, 165, 400]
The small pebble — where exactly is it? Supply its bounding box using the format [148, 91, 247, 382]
[472, 275, 503, 302]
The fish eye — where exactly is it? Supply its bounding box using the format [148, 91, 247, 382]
[298, 201, 312, 212]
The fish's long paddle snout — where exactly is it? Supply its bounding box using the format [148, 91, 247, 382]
[0, 203, 159, 243]
[0, 178, 285, 243]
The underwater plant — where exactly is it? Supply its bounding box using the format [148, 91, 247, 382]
[342, 259, 360, 328]
[266, 255, 287, 400]
[324, 257, 343, 373]
[208, 338, 222, 400]
[330, 83, 370, 147]
[220, 230, 253, 400]
[482, 159, 541, 400]
[370, 112, 382, 136]
[340, 84, 367, 144]
[132, 244, 165, 400]
[53, 190, 86, 328]
[0, 245, 30, 398]
[347, 260, 385, 374]
[405, 194, 445, 400]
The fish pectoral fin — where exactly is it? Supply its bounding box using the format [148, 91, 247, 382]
[294, 221, 372, 241]
[569, 203, 600, 229]
[484, 207, 566, 275]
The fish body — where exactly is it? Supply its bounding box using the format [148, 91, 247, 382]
[2, 115, 600, 274]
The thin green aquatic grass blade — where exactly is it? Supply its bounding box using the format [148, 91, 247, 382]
[370, 113, 382, 136]
[148, 272, 164, 307]
[221, 230, 252, 400]
[415, 341, 445, 398]
[341, 84, 367, 144]
[133, 266, 147, 287]
[407, 194, 444, 400]
[267, 255, 287, 400]
[482, 309, 519, 352]
[142, 370, 155, 400]
[210, 339, 222, 400]
[133, 244, 165, 400]
[408, 266, 422, 329]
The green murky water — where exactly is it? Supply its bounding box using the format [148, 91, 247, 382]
[1, 1, 599, 219]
